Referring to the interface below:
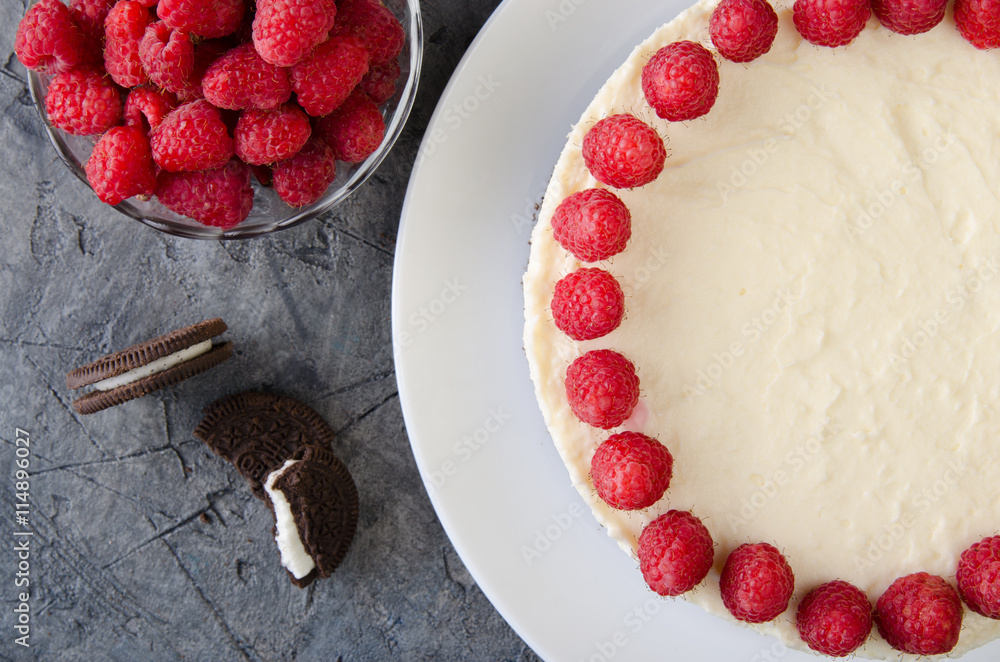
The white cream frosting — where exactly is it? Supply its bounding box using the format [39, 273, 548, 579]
[523, 1, 1000, 657]
[92, 339, 214, 391]
[264, 459, 315, 580]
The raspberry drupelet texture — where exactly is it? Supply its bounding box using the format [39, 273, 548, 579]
[15, 0, 86, 74]
[955, 0, 1000, 49]
[641, 41, 720, 121]
[360, 59, 402, 104]
[316, 89, 386, 163]
[637, 510, 714, 597]
[104, 0, 152, 88]
[202, 43, 292, 111]
[956, 535, 1000, 619]
[719, 542, 795, 623]
[85, 125, 157, 206]
[551, 188, 632, 262]
[253, 0, 338, 67]
[793, 0, 872, 47]
[710, 0, 779, 62]
[156, 159, 254, 229]
[332, 0, 406, 65]
[291, 35, 371, 116]
[590, 431, 672, 510]
[158, 0, 245, 39]
[550, 268, 626, 341]
[234, 104, 312, 165]
[272, 137, 338, 207]
[138, 21, 194, 95]
[45, 66, 123, 136]
[124, 86, 177, 133]
[795, 580, 873, 657]
[872, 0, 948, 34]
[582, 114, 666, 189]
[564, 349, 640, 429]
[69, 0, 115, 65]
[150, 99, 234, 172]
[875, 572, 963, 655]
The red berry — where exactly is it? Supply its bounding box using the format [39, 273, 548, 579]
[85, 125, 157, 206]
[360, 59, 402, 104]
[15, 0, 86, 74]
[156, 159, 254, 229]
[641, 41, 719, 121]
[174, 39, 231, 102]
[138, 21, 194, 95]
[234, 104, 312, 166]
[710, 0, 779, 62]
[253, 0, 338, 67]
[104, 0, 152, 88]
[565, 349, 640, 429]
[720, 543, 795, 623]
[69, 0, 115, 64]
[150, 99, 235, 172]
[291, 35, 371, 116]
[796, 580, 873, 657]
[202, 43, 292, 111]
[551, 189, 632, 262]
[273, 137, 338, 207]
[871, 0, 947, 33]
[956, 535, 1000, 618]
[158, 0, 245, 39]
[551, 268, 625, 341]
[590, 431, 672, 510]
[793, 0, 872, 47]
[316, 89, 386, 163]
[955, 0, 1000, 49]
[45, 66, 123, 136]
[638, 510, 714, 596]
[124, 86, 177, 133]
[875, 572, 963, 655]
[332, 0, 406, 65]
[582, 114, 666, 189]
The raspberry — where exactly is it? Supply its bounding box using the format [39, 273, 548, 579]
[124, 86, 177, 133]
[551, 189, 632, 262]
[273, 137, 338, 207]
[15, 0, 86, 74]
[69, 0, 114, 67]
[138, 22, 194, 95]
[150, 99, 234, 172]
[956, 535, 1000, 618]
[360, 59, 402, 104]
[290, 35, 371, 116]
[316, 89, 386, 163]
[202, 43, 292, 111]
[158, 0, 245, 39]
[955, 0, 1000, 49]
[235, 104, 312, 165]
[871, 0, 947, 33]
[85, 125, 157, 206]
[710, 0, 779, 62]
[332, 0, 406, 65]
[796, 580, 873, 656]
[582, 114, 666, 189]
[590, 431, 672, 510]
[875, 572, 963, 655]
[637, 511, 714, 596]
[104, 0, 152, 88]
[564, 349, 640, 429]
[793, 0, 872, 47]
[156, 159, 254, 229]
[719, 543, 795, 623]
[551, 268, 626, 341]
[175, 40, 230, 102]
[45, 66, 123, 136]
[641, 42, 719, 121]
[253, 0, 338, 67]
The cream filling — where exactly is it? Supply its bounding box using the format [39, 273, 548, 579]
[524, 1, 1000, 658]
[264, 460, 315, 580]
[92, 339, 214, 391]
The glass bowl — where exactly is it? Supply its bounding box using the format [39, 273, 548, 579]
[26, 0, 423, 240]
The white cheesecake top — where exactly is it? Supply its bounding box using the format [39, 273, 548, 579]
[523, 0, 1000, 657]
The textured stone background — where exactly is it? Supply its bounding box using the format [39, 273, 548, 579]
[0, 0, 544, 659]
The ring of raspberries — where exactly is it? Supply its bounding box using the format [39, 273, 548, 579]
[549, 0, 1000, 657]
[15, 0, 404, 231]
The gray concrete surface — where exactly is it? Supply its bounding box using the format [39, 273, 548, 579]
[0, 0, 544, 659]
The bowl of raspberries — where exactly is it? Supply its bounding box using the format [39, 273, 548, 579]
[16, 0, 422, 239]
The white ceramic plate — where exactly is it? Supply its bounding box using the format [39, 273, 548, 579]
[391, 1, 1000, 660]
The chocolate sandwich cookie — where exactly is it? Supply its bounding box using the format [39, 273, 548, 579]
[264, 445, 359, 588]
[193, 392, 335, 499]
[66, 318, 232, 415]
